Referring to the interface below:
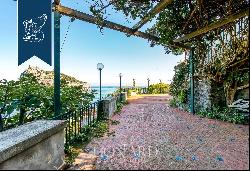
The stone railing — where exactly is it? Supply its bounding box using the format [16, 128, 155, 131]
[0, 120, 67, 170]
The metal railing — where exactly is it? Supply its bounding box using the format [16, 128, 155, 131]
[52, 102, 97, 145]
[0, 102, 98, 145]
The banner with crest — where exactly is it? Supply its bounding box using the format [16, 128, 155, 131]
[18, 0, 52, 65]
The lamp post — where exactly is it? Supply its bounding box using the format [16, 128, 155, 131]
[97, 63, 104, 101]
[147, 78, 150, 94]
[159, 79, 162, 94]
[133, 78, 135, 88]
[119, 73, 122, 101]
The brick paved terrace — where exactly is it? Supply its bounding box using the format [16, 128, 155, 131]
[72, 94, 249, 170]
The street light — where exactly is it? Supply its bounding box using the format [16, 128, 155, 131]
[119, 73, 123, 101]
[97, 63, 104, 101]
[159, 79, 162, 94]
[133, 78, 135, 88]
[147, 78, 150, 94]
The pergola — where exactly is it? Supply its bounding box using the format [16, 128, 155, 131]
[52, 0, 249, 116]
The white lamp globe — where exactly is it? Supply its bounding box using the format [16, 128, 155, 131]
[97, 63, 104, 70]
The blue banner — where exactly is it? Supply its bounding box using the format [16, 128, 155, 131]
[18, 0, 52, 65]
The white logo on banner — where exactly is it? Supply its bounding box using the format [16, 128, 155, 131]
[23, 14, 47, 43]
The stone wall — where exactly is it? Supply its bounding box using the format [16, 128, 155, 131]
[193, 79, 249, 112]
[98, 92, 127, 120]
[193, 78, 230, 112]
[193, 77, 248, 112]
[102, 96, 118, 118]
[194, 78, 212, 112]
[0, 120, 67, 170]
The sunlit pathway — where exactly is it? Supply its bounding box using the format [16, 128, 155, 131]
[80, 95, 249, 170]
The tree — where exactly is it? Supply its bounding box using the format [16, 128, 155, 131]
[0, 72, 95, 130]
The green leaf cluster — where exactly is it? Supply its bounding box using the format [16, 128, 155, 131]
[197, 107, 249, 124]
[0, 73, 95, 131]
[148, 83, 170, 94]
[169, 60, 189, 105]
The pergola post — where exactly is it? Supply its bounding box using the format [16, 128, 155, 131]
[54, 0, 61, 117]
[189, 48, 195, 114]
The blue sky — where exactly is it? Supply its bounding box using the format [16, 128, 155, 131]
[0, 0, 184, 86]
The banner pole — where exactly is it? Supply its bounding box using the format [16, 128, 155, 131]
[54, 2, 61, 117]
[189, 48, 195, 114]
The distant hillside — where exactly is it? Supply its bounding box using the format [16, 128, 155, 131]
[22, 66, 90, 89]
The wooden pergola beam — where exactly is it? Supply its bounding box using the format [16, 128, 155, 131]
[54, 4, 189, 50]
[132, 0, 173, 31]
[55, 5, 160, 42]
[174, 8, 249, 43]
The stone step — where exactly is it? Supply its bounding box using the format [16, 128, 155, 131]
[68, 151, 97, 170]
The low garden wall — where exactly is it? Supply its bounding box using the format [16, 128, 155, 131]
[0, 120, 67, 170]
[98, 92, 127, 120]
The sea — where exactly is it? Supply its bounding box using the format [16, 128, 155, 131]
[91, 86, 119, 102]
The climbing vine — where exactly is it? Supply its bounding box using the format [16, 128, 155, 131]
[169, 60, 189, 110]
[193, 17, 249, 106]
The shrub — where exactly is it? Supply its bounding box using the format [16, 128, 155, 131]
[148, 83, 170, 94]
[169, 98, 178, 107]
[197, 107, 248, 124]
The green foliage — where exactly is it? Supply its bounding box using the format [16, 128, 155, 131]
[67, 120, 109, 145]
[116, 102, 123, 113]
[64, 145, 80, 166]
[0, 73, 53, 129]
[177, 89, 187, 103]
[201, 33, 249, 105]
[169, 97, 189, 111]
[148, 83, 170, 94]
[87, 0, 193, 54]
[64, 120, 110, 165]
[88, 0, 248, 55]
[115, 100, 128, 114]
[124, 83, 170, 96]
[197, 107, 249, 124]
[146, 1, 190, 54]
[90, 121, 109, 138]
[169, 61, 189, 107]
[86, 0, 249, 122]
[127, 89, 134, 96]
[169, 98, 178, 108]
[0, 72, 95, 131]
[61, 84, 95, 113]
[90, 0, 154, 20]
[123, 100, 129, 105]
